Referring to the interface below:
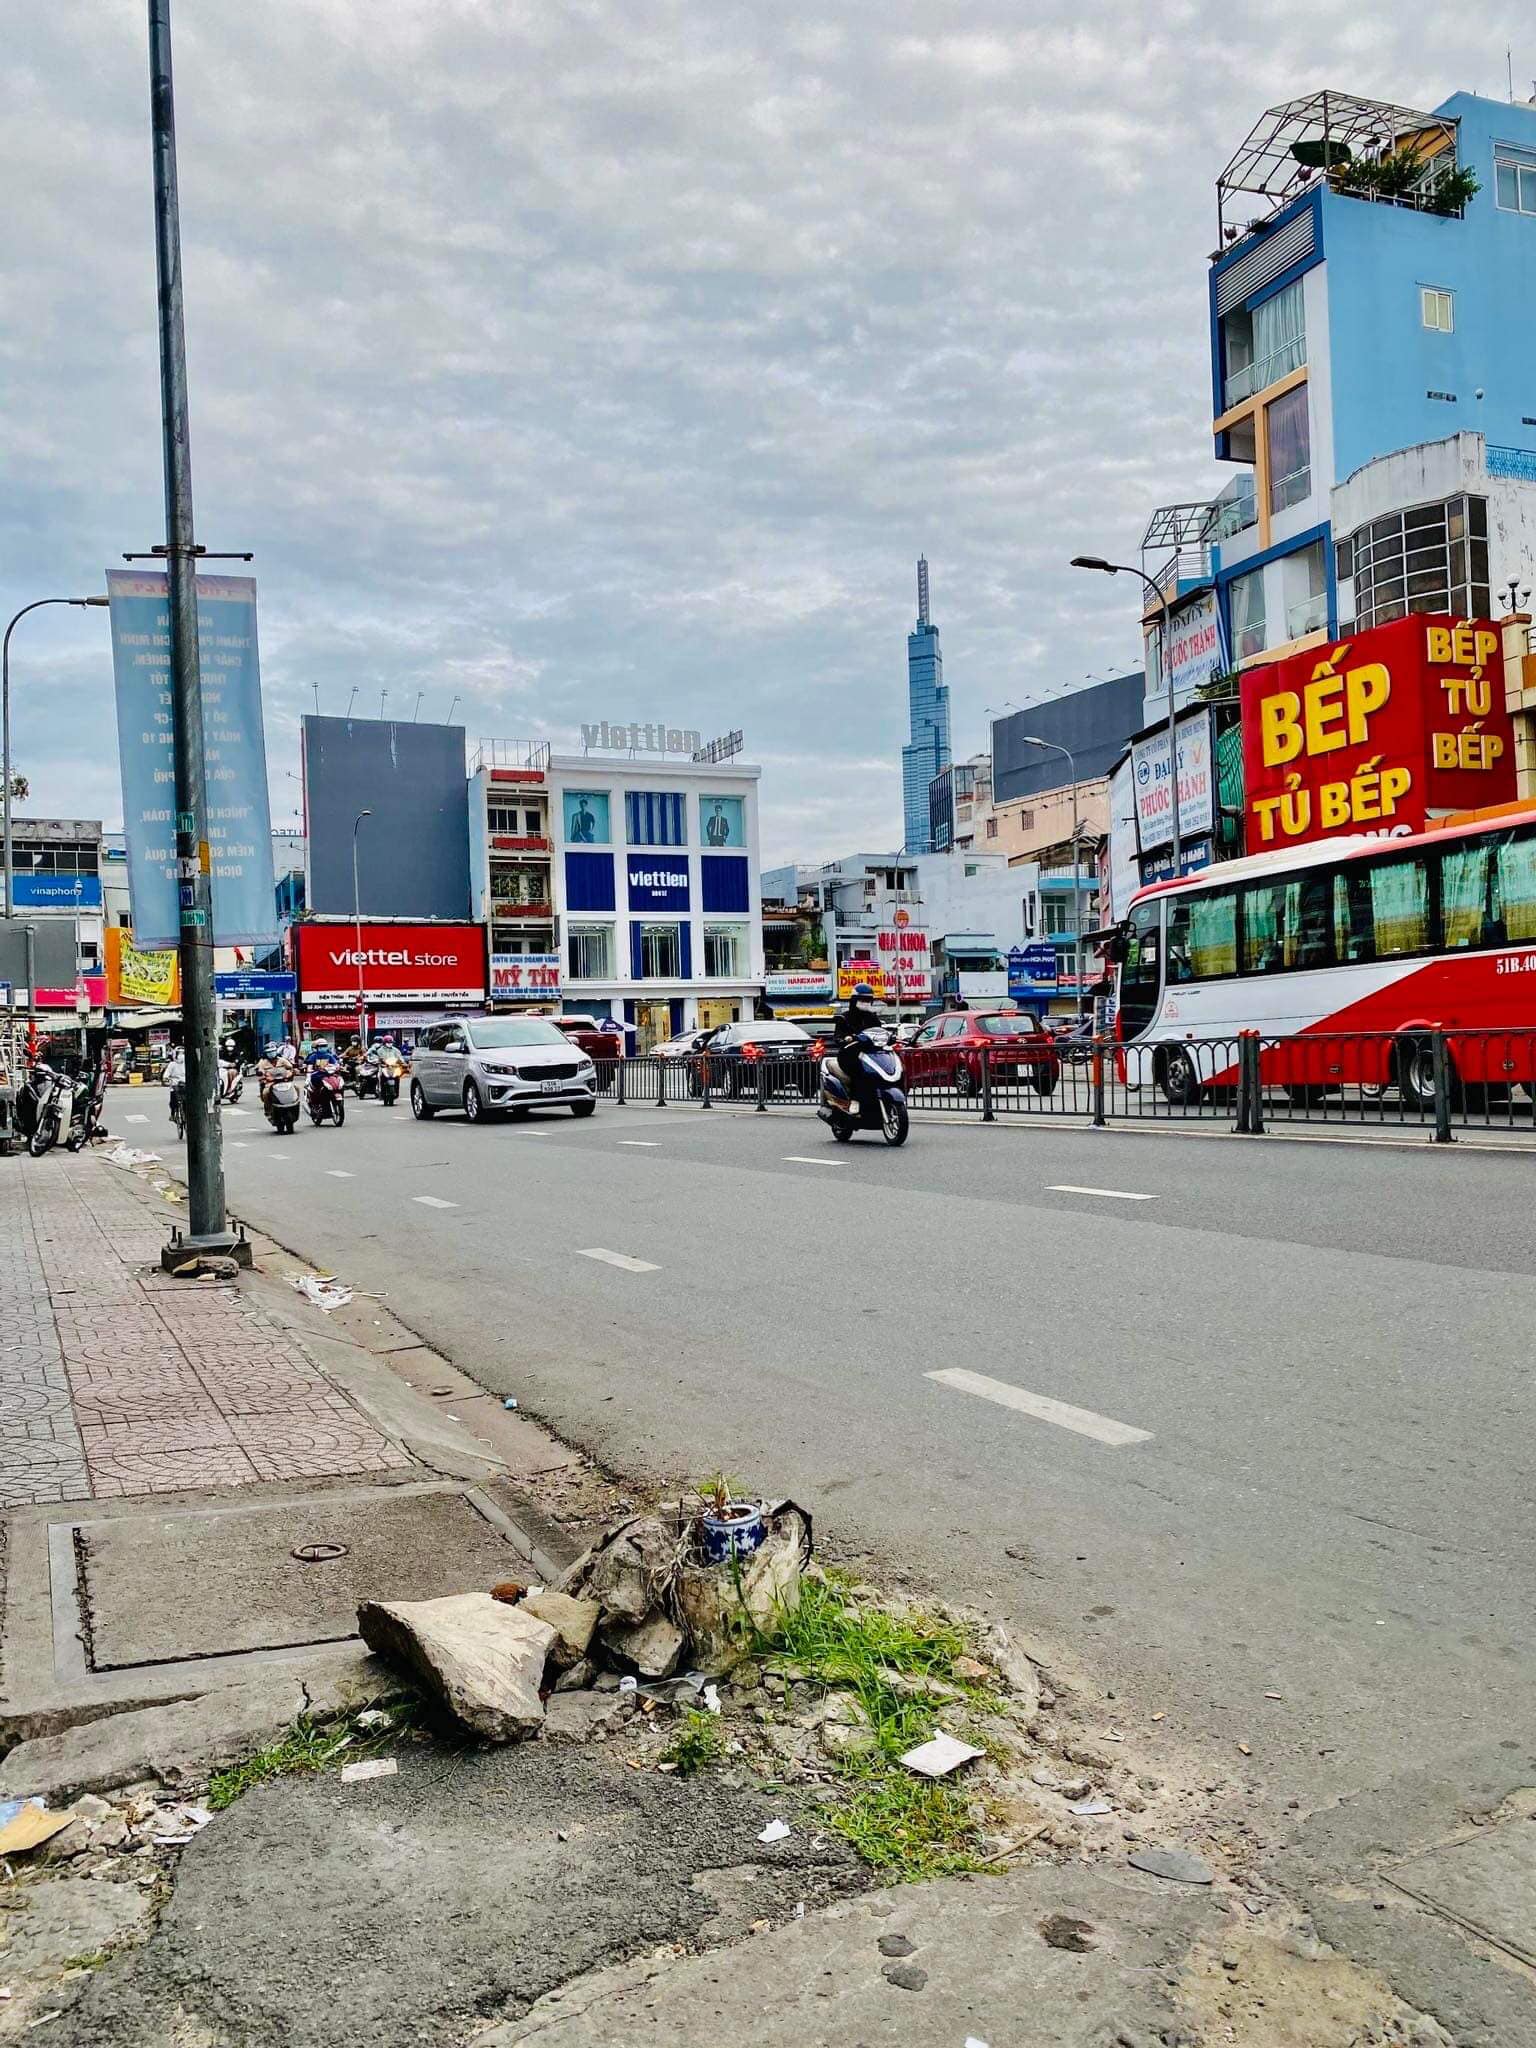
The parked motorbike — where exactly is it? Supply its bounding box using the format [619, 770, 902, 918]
[307, 1066, 346, 1127]
[65, 1062, 108, 1152]
[817, 1032, 909, 1146]
[263, 1071, 301, 1136]
[25, 1061, 85, 1159]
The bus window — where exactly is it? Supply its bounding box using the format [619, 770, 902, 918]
[1334, 871, 1374, 963]
[1241, 876, 1328, 973]
[1168, 889, 1237, 980]
[1441, 840, 1493, 950]
[1118, 902, 1161, 1036]
[1494, 827, 1536, 944]
[1370, 857, 1430, 957]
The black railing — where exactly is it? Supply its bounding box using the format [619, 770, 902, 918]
[590, 1031, 1536, 1143]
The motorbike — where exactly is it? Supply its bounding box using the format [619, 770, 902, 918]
[65, 1062, 108, 1153]
[376, 1057, 403, 1108]
[263, 1070, 302, 1135]
[23, 1061, 75, 1158]
[307, 1066, 346, 1127]
[352, 1053, 380, 1100]
[817, 1031, 909, 1146]
[219, 1060, 243, 1105]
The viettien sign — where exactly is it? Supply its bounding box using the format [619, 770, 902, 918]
[1241, 617, 1517, 852]
[292, 922, 487, 1006]
[627, 856, 690, 911]
[581, 720, 702, 756]
[491, 953, 561, 996]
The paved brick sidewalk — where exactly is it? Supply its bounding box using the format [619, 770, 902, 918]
[0, 1150, 409, 1508]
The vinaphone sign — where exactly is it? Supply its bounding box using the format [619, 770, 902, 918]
[1240, 616, 1516, 851]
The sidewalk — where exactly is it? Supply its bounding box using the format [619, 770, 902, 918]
[0, 1152, 409, 1508]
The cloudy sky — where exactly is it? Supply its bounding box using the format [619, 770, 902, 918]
[2, 1, 1524, 863]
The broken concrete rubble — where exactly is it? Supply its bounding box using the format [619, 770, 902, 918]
[543, 1690, 634, 1744]
[359, 1593, 556, 1742]
[600, 1612, 686, 1679]
[521, 1590, 600, 1668]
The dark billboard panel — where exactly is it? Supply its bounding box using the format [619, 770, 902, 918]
[992, 673, 1145, 806]
[303, 716, 470, 919]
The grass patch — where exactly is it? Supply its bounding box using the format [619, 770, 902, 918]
[756, 1574, 999, 1880]
[663, 1709, 725, 1778]
[62, 1950, 110, 1973]
[205, 1707, 410, 1810]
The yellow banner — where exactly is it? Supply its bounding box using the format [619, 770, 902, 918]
[105, 927, 180, 1007]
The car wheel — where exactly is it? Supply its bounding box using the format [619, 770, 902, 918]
[1034, 1067, 1058, 1098]
[464, 1080, 489, 1123]
[955, 1063, 977, 1097]
[410, 1080, 435, 1120]
[571, 1100, 596, 1119]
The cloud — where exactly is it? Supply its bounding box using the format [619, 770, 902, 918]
[1, 0, 1522, 865]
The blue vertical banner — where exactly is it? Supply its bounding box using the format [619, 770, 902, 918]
[106, 570, 277, 948]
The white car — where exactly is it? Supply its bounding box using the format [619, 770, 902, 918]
[653, 1028, 717, 1061]
[409, 1016, 598, 1123]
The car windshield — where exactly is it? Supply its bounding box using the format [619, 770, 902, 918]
[975, 1015, 1037, 1037]
[466, 1020, 569, 1049]
[738, 1025, 809, 1043]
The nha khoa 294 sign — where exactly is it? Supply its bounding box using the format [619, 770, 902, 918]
[1240, 616, 1517, 852]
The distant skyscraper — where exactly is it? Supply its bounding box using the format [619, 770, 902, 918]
[901, 557, 951, 854]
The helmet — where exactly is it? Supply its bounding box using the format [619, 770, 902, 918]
[852, 982, 875, 1000]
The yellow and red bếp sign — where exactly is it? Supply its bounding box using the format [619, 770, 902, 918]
[1240, 616, 1516, 852]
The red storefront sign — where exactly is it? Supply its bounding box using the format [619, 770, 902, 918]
[1241, 616, 1516, 852]
[292, 922, 487, 1007]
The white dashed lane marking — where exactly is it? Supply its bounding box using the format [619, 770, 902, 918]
[618, 1140, 660, 1148]
[326, 1170, 355, 1179]
[782, 1156, 847, 1167]
[577, 1248, 659, 1273]
[412, 1195, 458, 1210]
[1045, 1185, 1156, 1202]
[926, 1368, 1152, 1448]
[124, 1114, 149, 1124]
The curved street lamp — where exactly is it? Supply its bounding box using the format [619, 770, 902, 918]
[3, 596, 110, 922]
[1071, 555, 1181, 873]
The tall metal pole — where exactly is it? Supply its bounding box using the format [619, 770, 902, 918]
[1161, 590, 1180, 877]
[148, 0, 229, 1253]
[353, 810, 371, 1048]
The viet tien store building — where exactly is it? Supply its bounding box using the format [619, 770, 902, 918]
[469, 743, 765, 1049]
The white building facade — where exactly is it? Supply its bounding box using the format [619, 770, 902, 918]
[470, 744, 764, 1048]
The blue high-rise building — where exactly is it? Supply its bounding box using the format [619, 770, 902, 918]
[901, 557, 951, 853]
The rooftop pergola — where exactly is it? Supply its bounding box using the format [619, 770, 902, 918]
[1216, 90, 1458, 244]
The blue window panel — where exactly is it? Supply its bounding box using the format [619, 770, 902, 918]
[629, 924, 645, 980]
[564, 851, 615, 912]
[669, 998, 685, 1036]
[625, 790, 685, 846]
[679, 923, 692, 981]
[700, 854, 749, 914]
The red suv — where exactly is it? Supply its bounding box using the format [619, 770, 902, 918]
[551, 1017, 625, 1061]
[903, 1009, 1059, 1096]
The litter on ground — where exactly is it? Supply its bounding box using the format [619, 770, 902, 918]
[0, 1803, 74, 1856]
[756, 1818, 791, 1844]
[103, 1143, 161, 1167]
[339, 1758, 398, 1784]
[292, 1274, 354, 1311]
[898, 1732, 984, 1779]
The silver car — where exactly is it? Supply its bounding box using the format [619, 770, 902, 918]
[409, 1016, 598, 1123]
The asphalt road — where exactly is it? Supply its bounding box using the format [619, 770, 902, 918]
[118, 1083, 1536, 1835]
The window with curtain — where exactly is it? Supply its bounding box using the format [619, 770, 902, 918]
[639, 924, 681, 978]
[1266, 384, 1311, 512]
[567, 925, 614, 979]
[1168, 891, 1237, 980]
[625, 791, 685, 846]
[1229, 569, 1267, 661]
[1250, 279, 1306, 390]
[1495, 829, 1536, 943]
[1361, 858, 1430, 957]
[1241, 875, 1331, 973]
[1440, 842, 1492, 950]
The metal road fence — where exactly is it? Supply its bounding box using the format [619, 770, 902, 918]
[593, 1029, 1536, 1143]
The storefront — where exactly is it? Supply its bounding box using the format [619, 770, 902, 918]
[291, 919, 487, 1043]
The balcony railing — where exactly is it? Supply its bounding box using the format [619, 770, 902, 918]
[1223, 336, 1306, 412]
[1270, 465, 1312, 515]
[1208, 480, 1258, 543]
[1285, 592, 1329, 639]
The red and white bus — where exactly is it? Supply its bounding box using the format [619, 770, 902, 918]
[1113, 804, 1536, 1108]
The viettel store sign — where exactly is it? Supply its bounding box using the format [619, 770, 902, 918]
[1240, 616, 1516, 852]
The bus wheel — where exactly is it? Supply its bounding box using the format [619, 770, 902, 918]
[1159, 1046, 1201, 1106]
[1395, 1036, 1439, 1113]
[1285, 1084, 1328, 1107]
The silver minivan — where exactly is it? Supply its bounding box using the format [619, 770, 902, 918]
[409, 1016, 598, 1123]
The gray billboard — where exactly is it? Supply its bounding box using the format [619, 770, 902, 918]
[992, 672, 1145, 805]
[0, 920, 80, 995]
[303, 717, 470, 920]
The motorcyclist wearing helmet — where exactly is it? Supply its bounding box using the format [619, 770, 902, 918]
[833, 981, 884, 1116]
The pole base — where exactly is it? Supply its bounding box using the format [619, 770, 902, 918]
[160, 1228, 253, 1274]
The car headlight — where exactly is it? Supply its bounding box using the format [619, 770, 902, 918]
[576, 1057, 595, 1073]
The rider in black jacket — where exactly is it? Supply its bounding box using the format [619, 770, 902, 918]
[833, 983, 883, 1113]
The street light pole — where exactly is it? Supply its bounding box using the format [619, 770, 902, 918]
[1019, 737, 1081, 1014]
[1070, 556, 1180, 876]
[353, 810, 372, 1048]
[4, 597, 110, 925]
[147, 0, 234, 1262]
